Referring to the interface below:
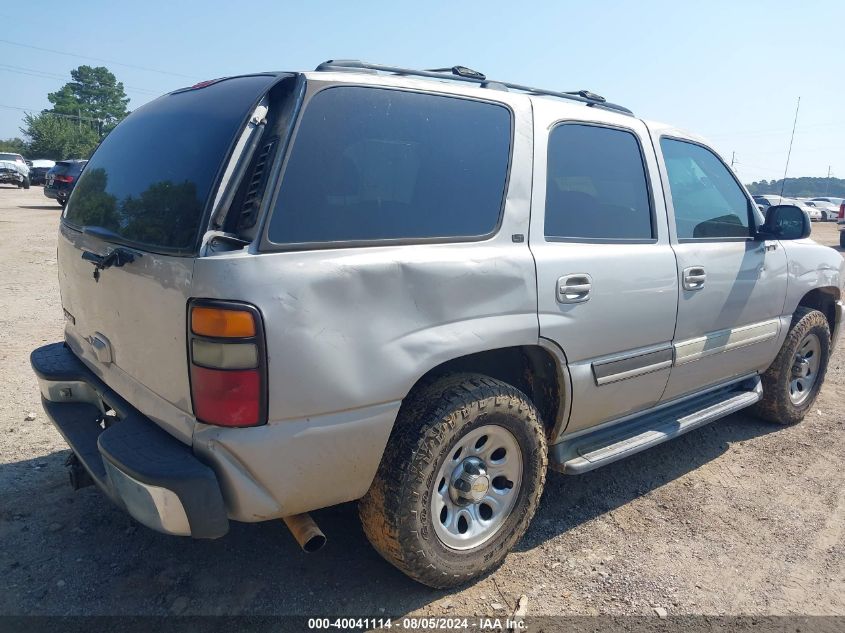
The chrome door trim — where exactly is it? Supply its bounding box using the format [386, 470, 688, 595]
[674, 318, 780, 366]
[592, 346, 673, 385]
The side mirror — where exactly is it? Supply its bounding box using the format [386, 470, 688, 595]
[758, 204, 811, 240]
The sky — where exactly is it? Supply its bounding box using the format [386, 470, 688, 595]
[1, 1, 843, 184]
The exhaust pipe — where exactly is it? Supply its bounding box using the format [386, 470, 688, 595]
[282, 513, 326, 553]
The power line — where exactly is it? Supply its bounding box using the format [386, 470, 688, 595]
[0, 63, 65, 79]
[0, 63, 163, 95]
[0, 103, 102, 123]
[0, 38, 198, 80]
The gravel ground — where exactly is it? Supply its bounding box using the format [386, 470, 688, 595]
[1, 186, 843, 619]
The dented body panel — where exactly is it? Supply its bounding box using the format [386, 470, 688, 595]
[186, 80, 538, 516]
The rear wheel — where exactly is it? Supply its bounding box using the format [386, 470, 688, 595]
[359, 374, 547, 588]
[839, 231, 845, 249]
[753, 307, 830, 425]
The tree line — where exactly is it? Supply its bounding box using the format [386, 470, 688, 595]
[745, 177, 845, 198]
[0, 65, 130, 160]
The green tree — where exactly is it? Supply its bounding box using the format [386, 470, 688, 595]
[20, 113, 99, 160]
[47, 65, 130, 130]
[746, 177, 845, 198]
[0, 137, 27, 154]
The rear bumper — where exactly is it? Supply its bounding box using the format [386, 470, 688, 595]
[43, 187, 61, 200]
[30, 343, 229, 539]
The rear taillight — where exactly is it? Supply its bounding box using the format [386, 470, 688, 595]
[188, 301, 266, 427]
[839, 203, 844, 219]
[54, 174, 74, 183]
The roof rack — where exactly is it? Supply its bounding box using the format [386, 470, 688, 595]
[314, 60, 634, 116]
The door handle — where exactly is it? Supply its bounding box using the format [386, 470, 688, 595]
[682, 266, 706, 291]
[557, 273, 592, 303]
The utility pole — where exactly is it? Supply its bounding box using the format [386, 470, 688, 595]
[731, 151, 736, 170]
[824, 165, 832, 196]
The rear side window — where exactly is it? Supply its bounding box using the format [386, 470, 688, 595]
[64, 75, 279, 252]
[544, 124, 653, 241]
[660, 138, 752, 240]
[267, 87, 511, 245]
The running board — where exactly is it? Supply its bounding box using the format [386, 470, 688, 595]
[551, 377, 762, 474]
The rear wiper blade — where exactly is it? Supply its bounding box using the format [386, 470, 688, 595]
[82, 225, 126, 243]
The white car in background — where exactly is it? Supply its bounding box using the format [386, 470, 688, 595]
[803, 200, 838, 221]
[754, 195, 821, 221]
[798, 201, 822, 222]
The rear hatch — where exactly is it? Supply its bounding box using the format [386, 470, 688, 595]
[58, 74, 284, 441]
[46, 161, 84, 193]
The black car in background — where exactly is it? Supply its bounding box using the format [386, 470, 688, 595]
[44, 160, 87, 207]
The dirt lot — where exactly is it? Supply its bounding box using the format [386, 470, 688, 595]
[1, 186, 843, 619]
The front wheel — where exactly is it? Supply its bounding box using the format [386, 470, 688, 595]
[753, 307, 830, 425]
[359, 374, 548, 588]
[839, 231, 845, 249]
[22, 177, 30, 190]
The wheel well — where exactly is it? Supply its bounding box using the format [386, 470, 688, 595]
[798, 287, 839, 336]
[406, 346, 563, 436]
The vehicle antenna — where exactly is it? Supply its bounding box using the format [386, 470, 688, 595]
[780, 96, 800, 198]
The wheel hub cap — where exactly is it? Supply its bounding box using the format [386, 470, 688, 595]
[450, 457, 490, 505]
[789, 332, 821, 405]
[430, 424, 523, 551]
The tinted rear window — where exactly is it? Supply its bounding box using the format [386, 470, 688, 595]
[53, 162, 85, 176]
[64, 75, 278, 252]
[267, 87, 511, 245]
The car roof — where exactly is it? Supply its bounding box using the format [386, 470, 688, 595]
[190, 67, 710, 155]
[298, 67, 649, 128]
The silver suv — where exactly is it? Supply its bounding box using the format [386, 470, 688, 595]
[31, 61, 844, 588]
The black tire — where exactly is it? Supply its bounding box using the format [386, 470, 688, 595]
[752, 307, 830, 425]
[359, 374, 548, 588]
[22, 177, 30, 190]
[839, 230, 845, 249]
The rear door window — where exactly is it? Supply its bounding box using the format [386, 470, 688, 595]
[660, 138, 753, 240]
[63, 75, 279, 253]
[544, 123, 654, 241]
[267, 87, 512, 245]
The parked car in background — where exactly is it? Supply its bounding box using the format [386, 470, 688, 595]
[0, 159, 30, 188]
[797, 200, 822, 222]
[803, 200, 838, 221]
[753, 194, 783, 211]
[811, 196, 844, 207]
[0, 152, 30, 176]
[44, 160, 87, 207]
[28, 159, 56, 185]
[754, 195, 820, 221]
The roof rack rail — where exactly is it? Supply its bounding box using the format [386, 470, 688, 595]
[314, 60, 634, 116]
